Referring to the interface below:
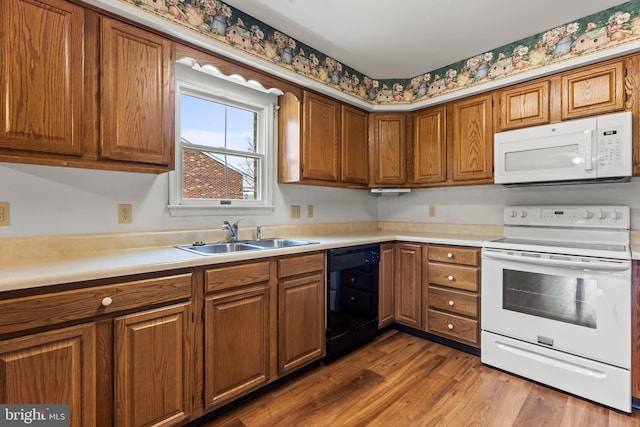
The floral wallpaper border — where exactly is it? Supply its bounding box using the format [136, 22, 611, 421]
[125, 0, 640, 105]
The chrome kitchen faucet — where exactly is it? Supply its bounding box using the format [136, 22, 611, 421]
[222, 217, 244, 241]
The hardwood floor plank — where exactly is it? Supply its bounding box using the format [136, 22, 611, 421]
[200, 331, 640, 427]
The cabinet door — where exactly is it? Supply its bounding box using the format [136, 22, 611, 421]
[499, 80, 550, 131]
[0, 0, 84, 155]
[378, 243, 395, 327]
[394, 243, 422, 328]
[114, 303, 192, 427]
[100, 18, 173, 166]
[561, 61, 625, 120]
[278, 272, 325, 374]
[302, 91, 340, 181]
[449, 93, 493, 183]
[412, 106, 446, 185]
[205, 285, 270, 409]
[371, 113, 407, 185]
[0, 323, 96, 427]
[341, 105, 369, 185]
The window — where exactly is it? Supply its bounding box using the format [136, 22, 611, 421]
[169, 59, 281, 216]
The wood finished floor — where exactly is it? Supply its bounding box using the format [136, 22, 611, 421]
[199, 330, 640, 427]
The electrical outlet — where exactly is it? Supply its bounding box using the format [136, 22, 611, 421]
[118, 204, 133, 224]
[428, 205, 436, 217]
[0, 202, 9, 226]
[307, 205, 314, 218]
[290, 205, 301, 219]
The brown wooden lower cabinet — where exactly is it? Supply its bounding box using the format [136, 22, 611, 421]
[0, 323, 97, 427]
[0, 271, 194, 427]
[114, 303, 192, 427]
[378, 243, 395, 327]
[278, 269, 325, 375]
[394, 243, 423, 329]
[382, 242, 481, 349]
[204, 285, 271, 409]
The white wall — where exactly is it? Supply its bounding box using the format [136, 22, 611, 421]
[0, 162, 378, 238]
[378, 179, 640, 229]
[3, 161, 639, 239]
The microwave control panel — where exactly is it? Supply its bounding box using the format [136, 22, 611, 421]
[597, 128, 623, 168]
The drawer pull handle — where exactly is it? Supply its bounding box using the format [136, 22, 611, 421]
[447, 253, 453, 258]
[448, 300, 455, 306]
[448, 323, 454, 330]
[447, 275, 454, 281]
[101, 297, 113, 307]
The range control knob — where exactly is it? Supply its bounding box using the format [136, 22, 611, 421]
[519, 209, 528, 218]
[597, 210, 607, 220]
[582, 209, 593, 220]
[611, 210, 622, 220]
[509, 209, 518, 218]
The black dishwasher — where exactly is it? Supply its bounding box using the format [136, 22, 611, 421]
[326, 243, 380, 359]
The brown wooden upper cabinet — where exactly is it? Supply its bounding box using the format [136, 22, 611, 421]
[498, 80, 551, 131]
[411, 105, 447, 185]
[341, 105, 369, 185]
[370, 113, 408, 186]
[561, 61, 625, 120]
[448, 93, 494, 184]
[0, 1, 175, 173]
[0, 0, 85, 156]
[100, 18, 174, 166]
[278, 90, 369, 187]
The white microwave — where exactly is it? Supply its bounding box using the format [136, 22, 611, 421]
[494, 111, 632, 186]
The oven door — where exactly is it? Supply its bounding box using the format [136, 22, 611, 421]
[481, 248, 631, 368]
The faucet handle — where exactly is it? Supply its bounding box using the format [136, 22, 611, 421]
[233, 217, 246, 227]
[256, 225, 262, 240]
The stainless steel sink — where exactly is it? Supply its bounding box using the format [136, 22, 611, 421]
[245, 238, 317, 249]
[176, 238, 317, 256]
[176, 242, 262, 256]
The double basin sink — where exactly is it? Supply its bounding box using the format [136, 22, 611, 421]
[176, 238, 317, 256]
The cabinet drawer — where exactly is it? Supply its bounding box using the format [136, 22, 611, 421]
[206, 261, 270, 293]
[428, 263, 478, 292]
[278, 252, 324, 278]
[428, 286, 478, 318]
[428, 246, 478, 266]
[0, 273, 193, 335]
[428, 309, 478, 346]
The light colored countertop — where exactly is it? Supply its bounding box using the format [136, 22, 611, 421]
[0, 226, 501, 293]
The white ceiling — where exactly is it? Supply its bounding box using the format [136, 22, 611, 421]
[223, 0, 629, 79]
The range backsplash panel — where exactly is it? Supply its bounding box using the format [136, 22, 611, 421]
[124, 0, 640, 105]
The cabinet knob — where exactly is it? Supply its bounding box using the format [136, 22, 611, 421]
[447, 253, 453, 258]
[447, 323, 454, 330]
[448, 300, 454, 306]
[447, 275, 454, 281]
[101, 297, 113, 307]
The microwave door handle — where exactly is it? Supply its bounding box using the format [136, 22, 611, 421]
[584, 130, 593, 171]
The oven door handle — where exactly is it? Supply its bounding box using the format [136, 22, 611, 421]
[482, 250, 630, 271]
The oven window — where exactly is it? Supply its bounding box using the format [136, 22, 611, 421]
[503, 270, 597, 328]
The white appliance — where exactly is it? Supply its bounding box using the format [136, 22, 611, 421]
[481, 205, 631, 412]
[494, 111, 632, 186]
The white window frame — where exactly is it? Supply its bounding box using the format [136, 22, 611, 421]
[168, 58, 282, 216]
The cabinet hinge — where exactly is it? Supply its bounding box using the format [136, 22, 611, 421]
[192, 312, 195, 323]
[301, 95, 304, 104]
[301, 164, 305, 172]
[202, 307, 205, 320]
[491, 99, 494, 108]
